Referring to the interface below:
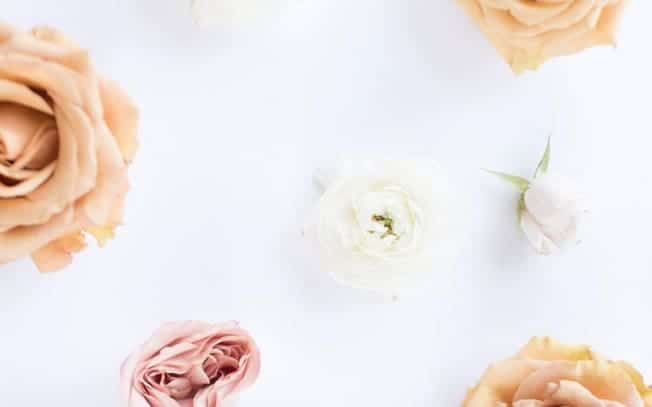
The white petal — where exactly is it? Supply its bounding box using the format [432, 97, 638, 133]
[520, 210, 556, 255]
[524, 174, 580, 223]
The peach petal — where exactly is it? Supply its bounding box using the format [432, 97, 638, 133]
[463, 359, 550, 405]
[515, 336, 595, 362]
[31, 231, 86, 273]
[545, 380, 627, 407]
[0, 78, 53, 115]
[0, 206, 78, 265]
[99, 77, 139, 162]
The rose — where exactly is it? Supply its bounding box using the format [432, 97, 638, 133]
[311, 159, 463, 293]
[488, 138, 586, 255]
[0, 24, 138, 272]
[121, 321, 261, 407]
[520, 174, 584, 255]
[457, 0, 628, 73]
[462, 337, 652, 407]
[190, 0, 287, 28]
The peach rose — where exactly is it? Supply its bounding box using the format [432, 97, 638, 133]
[0, 23, 138, 272]
[457, 0, 629, 73]
[121, 321, 261, 407]
[463, 337, 652, 407]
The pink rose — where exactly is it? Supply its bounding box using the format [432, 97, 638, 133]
[121, 321, 261, 407]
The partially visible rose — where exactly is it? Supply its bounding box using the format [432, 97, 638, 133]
[310, 159, 463, 293]
[457, 0, 629, 73]
[0, 23, 138, 272]
[520, 174, 585, 255]
[190, 0, 287, 28]
[121, 321, 261, 407]
[463, 337, 652, 407]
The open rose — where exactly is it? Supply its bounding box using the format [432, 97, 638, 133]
[457, 0, 629, 73]
[121, 321, 261, 407]
[310, 159, 463, 294]
[0, 23, 138, 272]
[463, 337, 652, 407]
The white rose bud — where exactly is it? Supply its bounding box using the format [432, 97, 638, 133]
[310, 159, 463, 294]
[488, 138, 587, 256]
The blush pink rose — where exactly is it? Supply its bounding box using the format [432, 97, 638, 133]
[121, 321, 261, 407]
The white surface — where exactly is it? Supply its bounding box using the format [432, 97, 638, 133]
[2, 1, 652, 405]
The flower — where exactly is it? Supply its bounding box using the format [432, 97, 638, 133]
[121, 321, 261, 407]
[487, 138, 586, 255]
[462, 337, 652, 407]
[0, 24, 138, 272]
[311, 159, 462, 293]
[190, 0, 285, 28]
[457, 0, 629, 73]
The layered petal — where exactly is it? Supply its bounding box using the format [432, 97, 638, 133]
[462, 339, 651, 407]
[121, 321, 260, 407]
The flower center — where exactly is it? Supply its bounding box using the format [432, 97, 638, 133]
[371, 214, 397, 237]
[0, 103, 58, 198]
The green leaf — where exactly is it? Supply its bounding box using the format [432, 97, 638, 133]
[534, 136, 551, 178]
[484, 169, 530, 193]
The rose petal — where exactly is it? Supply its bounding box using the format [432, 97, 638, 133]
[464, 359, 549, 405]
[30, 230, 86, 272]
[520, 210, 556, 255]
[515, 336, 595, 362]
[99, 77, 139, 162]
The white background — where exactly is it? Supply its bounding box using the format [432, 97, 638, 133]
[1, 0, 652, 405]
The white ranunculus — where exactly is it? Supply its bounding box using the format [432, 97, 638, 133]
[520, 174, 585, 256]
[312, 159, 462, 293]
[190, 0, 284, 28]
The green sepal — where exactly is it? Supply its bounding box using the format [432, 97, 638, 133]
[485, 169, 531, 193]
[534, 136, 551, 178]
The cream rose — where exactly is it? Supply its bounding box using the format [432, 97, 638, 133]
[121, 321, 261, 407]
[457, 0, 629, 73]
[463, 337, 652, 407]
[312, 159, 462, 293]
[0, 24, 138, 272]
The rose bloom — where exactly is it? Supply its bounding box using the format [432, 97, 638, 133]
[313, 159, 462, 293]
[463, 337, 652, 407]
[457, 0, 628, 73]
[520, 174, 585, 255]
[0, 24, 138, 272]
[121, 321, 261, 407]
